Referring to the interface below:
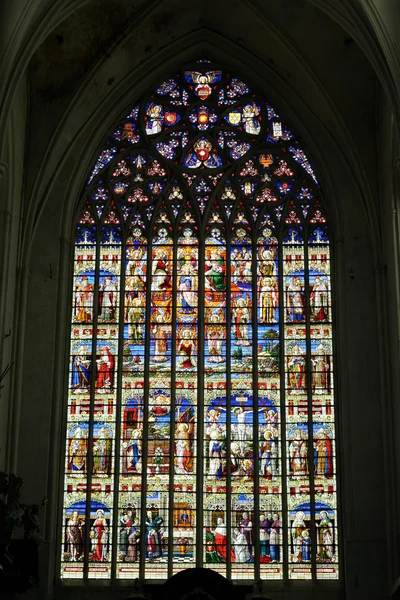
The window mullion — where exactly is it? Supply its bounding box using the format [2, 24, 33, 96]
[83, 230, 101, 581]
[278, 235, 289, 582]
[226, 234, 232, 580]
[110, 234, 127, 581]
[167, 233, 178, 578]
[197, 235, 205, 569]
[138, 233, 153, 579]
[251, 229, 261, 581]
[304, 232, 317, 580]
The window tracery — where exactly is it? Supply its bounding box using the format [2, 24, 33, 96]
[62, 60, 338, 583]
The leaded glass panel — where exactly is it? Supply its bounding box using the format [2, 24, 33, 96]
[61, 60, 339, 582]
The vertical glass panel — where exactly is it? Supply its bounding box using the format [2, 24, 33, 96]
[88, 226, 121, 579]
[144, 381, 171, 579]
[231, 494, 255, 579]
[172, 492, 196, 574]
[204, 494, 227, 576]
[288, 500, 312, 579]
[259, 495, 283, 579]
[203, 229, 227, 573]
[87, 498, 113, 578]
[117, 227, 147, 579]
[62, 501, 86, 578]
[257, 227, 283, 578]
[309, 229, 339, 580]
[62, 227, 96, 579]
[144, 228, 173, 579]
[64, 63, 341, 584]
[144, 491, 169, 579]
[173, 229, 198, 573]
[117, 493, 141, 577]
[283, 228, 312, 579]
[150, 229, 173, 370]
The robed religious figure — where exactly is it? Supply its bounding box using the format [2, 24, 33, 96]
[145, 510, 164, 559]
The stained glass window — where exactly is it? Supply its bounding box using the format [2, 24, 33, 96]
[62, 60, 338, 583]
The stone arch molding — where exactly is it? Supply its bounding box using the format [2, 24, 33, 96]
[1, 0, 400, 148]
[28, 27, 378, 259]
[15, 26, 390, 594]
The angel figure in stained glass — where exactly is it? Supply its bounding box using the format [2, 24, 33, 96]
[145, 103, 163, 135]
[265, 408, 279, 430]
[184, 138, 223, 169]
[127, 244, 146, 286]
[242, 102, 261, 135]
[184, 70, 222, 100]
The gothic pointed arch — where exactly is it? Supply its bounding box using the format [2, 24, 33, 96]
[62, 59, 338, 582]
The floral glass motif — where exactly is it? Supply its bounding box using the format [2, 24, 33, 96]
[63, 61, 338, 583]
